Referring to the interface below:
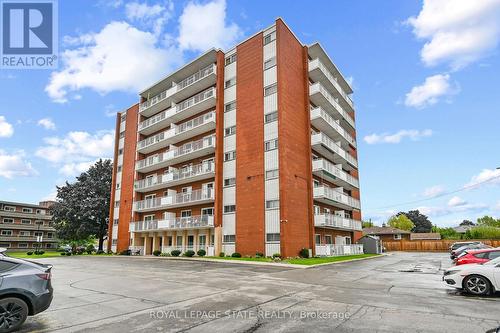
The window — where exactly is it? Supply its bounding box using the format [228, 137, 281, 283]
[47, 233, 53, 239]
[118, 148, 123, 155]
[225, 101, 236, 113]
[116, 183, 120, 190]
[21, 219, 31, 224]
[265, 169, 279, 180]
[113, 219, 119, 225]
[263, 31, 276, 45]
[225, 77, 236, 88]
[201, 208, 214, 216]
[315, 234, 321, 244]
[112, 239, 118, 245]
[488, 251, 500, 260]
[176, 235, 183, 246]
[1, 230, 12, 236]
[265, 200, 279, 210]
[0, 260, 17, 272]
[223, 235, 235, 243]
[345, 237, 352, 245]
[19, 231, 30, 237]
[264, 84, 277, 96]
[120, 114, 126, 122]
[473, 252, 488, 259]
[181, 210, 192, 218]
[119, 132, 125, 139]
[34, 231, 43, 237]
[18, 243, 28, 248]
[2, 218, 13, 224]
[264, 139, 278, 151]
[264, 57, 276, 70]
[114, 201, 120, 208]
[46, 243, 54, 248]
[266, 233, 280, 242]
[225, 53, 236, 66]
[224, 205, 236, 214]
[224, 151, 236, 161]
[22, 208, 32, 213]
[325, 235, 333, 244]
[34, 220, 43, 226]
[224, 126, 236, 137]
[224, 178, 236, 187]
[3, 206, 14, 212]
[264, 111, 278, 123]
[0, 243, 10, 248]
[117, 166, 122, 172]
[394, 234, 402, 240]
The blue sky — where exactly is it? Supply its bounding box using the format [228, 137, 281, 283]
[0, 0, 499, 227]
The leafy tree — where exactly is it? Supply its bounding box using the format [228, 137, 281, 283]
[398, 210, 432, 233]
[51, 159, 112, 251]
[362, 220, 374, 228]
[459, 219, 475, 226]
[432, 226, 461, 240]
[387, 214, 414, 231]
[476, 216, 500, 228]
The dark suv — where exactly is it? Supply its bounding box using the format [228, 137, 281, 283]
[0, 249, 53, 332]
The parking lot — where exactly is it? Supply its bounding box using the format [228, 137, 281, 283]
[18, 252, 500, 333]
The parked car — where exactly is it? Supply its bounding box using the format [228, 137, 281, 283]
[0, 248, 53, 332]
[449, 241, 480, 252]
[450, 243, 490, 260]
[443, 256, 500, 295]
[455, 248, 500, 266]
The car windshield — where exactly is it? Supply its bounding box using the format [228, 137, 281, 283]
[483, 256, 500, 266]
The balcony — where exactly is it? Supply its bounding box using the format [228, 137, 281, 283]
[310, 107, 356, 148]
[309, 58, 354, 112]
[171, 87, 216, 123]
[139, 64, 216, 117]
[136, 135, 216, 173]
[313, 186, 361, 210]
[315, 244, 364, 257]
[314, 214, 362, 231]
[134, 189, 215, 212]
[137, 112, 216, 154]
[135, 161, 215, 192]
[0, 211, 51, 220]
[312, 159, 359, 189]
[309, 82, 355, 129]
[0, 236, 58, 242]
[311, 132, 357, 170]
[130, 215, 214, 232]
[0, 223, 55, 231]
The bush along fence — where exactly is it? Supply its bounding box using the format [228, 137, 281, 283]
[383, 239, 500, 252]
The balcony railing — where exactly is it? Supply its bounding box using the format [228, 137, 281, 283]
[130, 215, 214, 232]
[138, 109, 169, 132]
[134, 189, 214, 211]
[310, 107, 356, 147]
[176, 87, 215, 114]
[314, 214, 362, 231]
[137, 129, 174, 151]
[315, 244, 364, 256]
[311, 132, 358, 168]
[309, 58, 354, 110]
[313, 186, 361, 210]
[134, 161, 215, 191]
[310, 82, 355, 128]
[312, 159, 359, 188]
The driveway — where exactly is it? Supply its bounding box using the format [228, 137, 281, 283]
[18, 252, 500, 332]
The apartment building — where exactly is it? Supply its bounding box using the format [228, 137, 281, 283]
[108, 19, 363, 258]
[0, 200, 58, 251]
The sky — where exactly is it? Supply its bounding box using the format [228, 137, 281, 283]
[0, 0, 499, 227]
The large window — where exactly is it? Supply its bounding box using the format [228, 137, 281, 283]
[21, 219, 31, 224]
[22, 208, 32, 213]
[1, 230, 12, 236]
[2, 218, 13, 224]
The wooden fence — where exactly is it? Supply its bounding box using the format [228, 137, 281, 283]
[383, 239, 500, 252]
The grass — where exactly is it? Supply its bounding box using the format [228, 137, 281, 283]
[204, 256, 273, 262]
[203, 254, 380, 265]
[7, 251, 113, 259]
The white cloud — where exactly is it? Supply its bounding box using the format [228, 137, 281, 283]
[422, 185, 445, 198]
[125, 1, 174, 36]
[404, 74, 459, 109]
[46, 21, 183, 103]
[0, 150, 38, 179]
[37, 118, 56, 130]
[465, 168, 500, 188]
[0, 116, 14, 138]
[363, 129, 432, 144]
[494, 201, 500, 211]
[448, 196, 467, 207]
[407, 0, 500, 69]
[35, 130, 114, 175]
[178, 0, 242, 51]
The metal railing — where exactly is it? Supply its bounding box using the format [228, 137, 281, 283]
[138, 109, 170, 131]
[312, 159, 359, 188]
[314, 214, 362, 231]
[310, 82, 355, 128]
[311, 132, 358, 168]
[310, 107, 356, 147]
[313, 186, 361, 210]
[134, 189, 215, 211]
[130, 215, 214, 231]
[176, 87, 215, 114]
[309, 58, 354, 109]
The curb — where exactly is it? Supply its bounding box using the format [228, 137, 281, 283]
[301, 253, 386, 269]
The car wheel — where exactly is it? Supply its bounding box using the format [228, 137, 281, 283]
[0, 297, 28, 333]
[463, 275, 491, 296]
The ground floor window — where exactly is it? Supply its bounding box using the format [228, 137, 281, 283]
[315, 234, 321, 244]
[345, 237, 351, 245]
[18, 243, 28, 248]
[223, 235, 235, 243]
[325, 235, 332, 244]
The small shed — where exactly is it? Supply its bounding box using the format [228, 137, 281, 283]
[357, 235, 383, 254]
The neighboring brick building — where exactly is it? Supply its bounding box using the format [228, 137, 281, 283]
[108, 19, 363, 257]
[0, 200, 58, 251]
[363, 226, 411, 242]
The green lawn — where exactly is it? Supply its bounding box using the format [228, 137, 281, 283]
[7, 251, 64, 259]
[203, 254, 380, 265]
[204, 256, 273, 262]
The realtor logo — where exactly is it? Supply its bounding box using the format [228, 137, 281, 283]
[1, 0, 58, 69]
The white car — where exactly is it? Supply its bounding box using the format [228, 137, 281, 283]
[443, 256, 500, 295]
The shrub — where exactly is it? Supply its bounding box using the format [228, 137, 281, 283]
[255, 252, 264, 258]
[60, 252, 66, 256]
[299, 248, 309, 258]
[38, 250, 45, 255]
[76, 248, 85, 255]
[86, 245, 95, 254]
[160, 252, 170, 257]
[272, 253, 281, 259]
[231, 252, 242, 258]
[96, 250, 105, 255]
[197, 249, 206, 257]
[467, 226, 500, 240]
[171, 249, 181, 257]
[219, 252, 225, 257]
[119, 250, 130, 256]
[184, 250, 195, 257]
[153, 250, 161, 256]
[26, 251, 33, 255]
[66, 252, 72, 256]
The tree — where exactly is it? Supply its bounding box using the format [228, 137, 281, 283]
[460, 219, 475, 226]
[51, 159, 112, 251]
[397, 210, 432, 233]
[362, 220, 374, 228]
[476, 216, 500, 228]
[387, 214, 414, 231]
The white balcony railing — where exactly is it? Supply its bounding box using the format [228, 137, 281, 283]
[311, 132, 358, 168]
[313, 186, 361, 210]
[134, 161, 215, 191]
[315, 244, 364, 256]
[176, 87, 215, 114]
[134, 189, 214, 211]
[309, 58, 354, 110]
[310, 107, 356, 147]
[312, 159, 359, 188]
[310, 82, 355, 128]
[137, 128, 174, 151]
[138, 109, 169, 132]
[130, 215, 214, 232]
[314, 214, 362, 231]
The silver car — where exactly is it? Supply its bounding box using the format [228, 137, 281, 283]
[0, 248, 53, 332]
